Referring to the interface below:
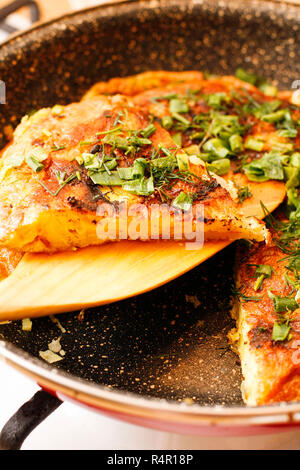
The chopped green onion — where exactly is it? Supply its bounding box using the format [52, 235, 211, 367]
[243, 151, 285, 182]
[203, 138, 230, 159]
[89, 171, 123, 186]
[161, 116, 173, 130]
[207, 158, 230, 176]
[122, 177, 154, 196]
[132, 158, 147, 178]
[30, 147, 48, 162]
[229, 134, 243, 153]
[287, 187, 300, 210]
[184, 145, 200, 156]
[75, 155, 84, 165]
[254, 275, 265, 291]
[117, 167, 134, 180]
[205, 93, 228, 108]
[272, 322, 291, 342]
[172, 133, 182, 147]
[56, 170, 66, 185]
[268, 291, 299, 312]
[290, 153, 300, 168]
[285, 167, 300, 190]
[171, 112, 190, 125]
[255, 264, 273, 278]
[262, 109, 288, 123]
[51, 144, 66, 152]
[79, 141, 94, 147]
[26, 156, 44, 172]
[251, 264, 273, 291]
[244, 137, 264, 152]
[235, 68, 258, 85]
[177, 153, 190, 172]
[237, 185, 252, 204]
[190, 131, 205, 141]
[96, 125, 123, 137]
[140, 123, 156, 138]
[0, 153, 23, 181]
[169, 98, 189, 114]
[103, 160, 118, 173]
[259, 83, 278, 97]
[172, 191, 193, 211]
[252, 100, 282, 119]
[82, 153, 101, 170]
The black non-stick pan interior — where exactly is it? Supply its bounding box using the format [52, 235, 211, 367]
[0, 245, 242, 406]
[0, 0, 300, 407]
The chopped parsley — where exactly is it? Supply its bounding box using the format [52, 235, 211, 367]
[236, 185, 252, 204]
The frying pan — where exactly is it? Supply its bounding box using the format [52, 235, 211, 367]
[1, 0, 300, 450]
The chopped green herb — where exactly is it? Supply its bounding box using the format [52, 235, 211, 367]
[172, 191, 193, 211]
[233, 287, 263, 302]
[268, 291, 299, 312]
[252, 100, 282, 119]
[205, 93, 229, 109]
[258, 83, 278, 97]
[36, 173, 77, 196]
[140, 123, 156, 138]
[272, 321, 291, 342]
[235, 68, 259, 85]
[161, 116, 174, 130]
[262, 109, 288, 124]
[203, 138, 230, 159]
[244, 137, 264, 152]
[237, 185, 252, 204]
[113, 111, 124, 126]
[171, 112, 190, 126]
[56, 170, 66, 185]
[30, 147, 48, 162]
[184, 145, 200, 156]
[172, 132, 182, 147]
[96, 125, 123, 137]
[229, 134, 243, 153]
[207, 158, 230, 176]
[249, 264, 273, 291]
[169, 98, 189, 114]
[51, 144, 66, 152]
[79, 141, 94, 147]
[89, 171, 123, 186]
[177, 153, 190, 172]
[122, 176, 154, 196]
[26, 156, 44, 173]
[243, 151, 285, 182]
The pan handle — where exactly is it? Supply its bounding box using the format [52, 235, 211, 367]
[0, 390, 62, 450]
[0, 0, 40, 23]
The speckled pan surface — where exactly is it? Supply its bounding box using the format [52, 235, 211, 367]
[0, 0, 300, 413]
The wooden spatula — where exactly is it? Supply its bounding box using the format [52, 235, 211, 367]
[0, 180, 285, 320]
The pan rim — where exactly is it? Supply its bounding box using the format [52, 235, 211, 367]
[0, 0, 300, 53]
[1, 0, 300, 422]
[1, 340, 300, 422]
